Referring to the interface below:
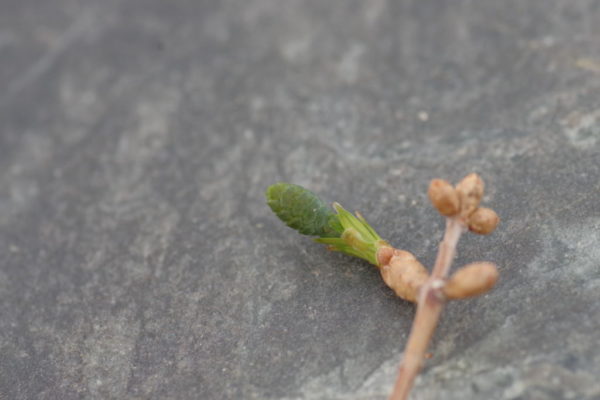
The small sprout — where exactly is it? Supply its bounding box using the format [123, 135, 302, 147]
[315, 202, 389, 266]
[455, 172, 484, 218]
[443, 262, 499, 300]
[428, 179, 460, 216]
[265, 173, 501, 400]
[468, 207, 500, 235]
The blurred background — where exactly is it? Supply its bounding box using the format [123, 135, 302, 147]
[1, 1, 599, 399]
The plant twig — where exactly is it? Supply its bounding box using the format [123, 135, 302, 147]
[265, 174, 500, 400]
[389, 173, 499, 400]
[389, 218, 464, 400]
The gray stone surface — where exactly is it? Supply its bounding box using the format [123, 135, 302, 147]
[1, 0, 599, 399]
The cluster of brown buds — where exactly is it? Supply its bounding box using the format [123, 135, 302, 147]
[426, 173, 500, 299]
[385, 173, 500, 400]
[429, 173, 499, 234]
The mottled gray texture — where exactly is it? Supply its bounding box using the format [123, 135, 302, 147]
[1, 1, 599, 399]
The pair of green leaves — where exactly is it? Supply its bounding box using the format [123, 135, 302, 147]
[266, 183, 388, 265]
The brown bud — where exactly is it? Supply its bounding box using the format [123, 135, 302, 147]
[455, 173, 484, 217]
[428, 179, 460, 216]
[380, 251, 429, 302]
[443, 262, 498, 300]
[376, 246, 394, 267]
[468, 207, 499, 235]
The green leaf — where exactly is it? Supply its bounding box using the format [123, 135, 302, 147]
[266, 183, 390, 266]
[327, 203, 389, 265]
[266, 183, 343, 238]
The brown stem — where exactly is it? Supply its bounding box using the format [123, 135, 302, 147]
[389, 218, 465, 400]
[431, 218, 464, 278]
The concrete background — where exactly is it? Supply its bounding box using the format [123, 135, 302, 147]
[1, 1, 599, 399]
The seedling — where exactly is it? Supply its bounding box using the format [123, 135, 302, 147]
[266, 174, 500, 400]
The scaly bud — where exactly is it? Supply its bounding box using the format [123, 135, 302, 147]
[380, 250, 429, 302]
[443, 262, 498, 300]
[376, 246, 395, 267]
[428, 179, 460, 216]
[455, 173, 484, 218]
[468, 207, 499, 235]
